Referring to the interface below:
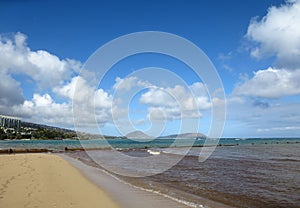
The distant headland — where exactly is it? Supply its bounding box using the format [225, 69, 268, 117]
[125, 130, 207, 140]
[0, 115, 206, 140]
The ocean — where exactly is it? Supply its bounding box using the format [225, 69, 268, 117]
[1, 138, 300, 207]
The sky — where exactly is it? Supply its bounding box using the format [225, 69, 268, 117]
[0, 0, 300, 138]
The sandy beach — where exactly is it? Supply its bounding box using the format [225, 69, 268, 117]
[0, 153, 194, 208]
[0, 153, 119, 208]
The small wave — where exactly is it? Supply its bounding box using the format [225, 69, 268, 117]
[234, 138, 248, 140]
[80, 157, 206, 208]
[162, 147, 194, 156]
[147, 149, 161, 155]
[162, 150, 185, 156]
[270, 158, 300, 162]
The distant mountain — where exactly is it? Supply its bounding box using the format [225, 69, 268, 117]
[159, 133, 206, 139]
[125, 130, 153, 139]
[125, 131, 206, 139]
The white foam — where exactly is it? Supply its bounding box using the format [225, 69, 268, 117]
[99, 166, 206, 208]
[147, 149, 161, 155]
[62, 154, 208, 208]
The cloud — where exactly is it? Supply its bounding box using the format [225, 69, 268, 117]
[109, 76, 213, 128]
[54, 75, 113, 126]
[6, 74, 114, 128]
[113, 76, 150, 91]
[224, 95, 300, 137]
[140, 87, 177, 108]
[0, 32, 86, 127]
[0, 32, 81, 89]
[11, 93, 73, 127]
[218, 52, 234, 72]
[222, 0, 300, 136]
[257, 126, 300, 132]
[59, 76, 112, 109]
[0, 32, 214, 134]
[140, 83, 211, 120]
[0, 32, 91, 128]
[246, 0, 300, 69]
[110, 76, 213, 123]
[252, 100, 270, 109]
[0, 70, 24, 106]
[235, 1, 300, 100]
[189, 82, 212, 109]
[233, 67, 300, 98]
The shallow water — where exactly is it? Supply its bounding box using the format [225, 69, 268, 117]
[68, 142, 300, 208]
[151, 144, 300, 207]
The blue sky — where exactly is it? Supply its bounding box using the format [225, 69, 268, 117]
[1, 0, 300, 138]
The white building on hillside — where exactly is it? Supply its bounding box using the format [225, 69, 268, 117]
[0, 115, 21, 129]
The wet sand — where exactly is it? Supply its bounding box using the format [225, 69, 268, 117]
[0, 154, 119, 208]
[62, 154, 226, 208]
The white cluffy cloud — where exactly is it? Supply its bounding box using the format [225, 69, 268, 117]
[9, 75, 113, 128]
[54, 76, 113, 126]
[113, 76, 150, 91]
[54, 76, 112, 109]
[109, 76, 214, 136]
[140, 82, 211, 120]
[236, 0, 300, 99]
[12, 93, 73, 127]
[0, 69, 24, 106]
[0, 32, 81, 89]
[112, 76, 212, 121]
[234, 67, 300, 98]
[246, 0, 300, 69]
[0, 32, 213, 131]
[0, 32, 81, 126]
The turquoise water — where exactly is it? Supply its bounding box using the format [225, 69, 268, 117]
[0, 137, 299, 151]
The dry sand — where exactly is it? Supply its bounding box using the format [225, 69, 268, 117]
[0, 153, 119, 208]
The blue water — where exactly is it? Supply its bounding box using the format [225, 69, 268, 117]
[0, 137, 299, 151]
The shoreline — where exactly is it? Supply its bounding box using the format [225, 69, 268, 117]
[0, 152, 214, 208]
[61, 153, 231, 208]
[0, 153, 119, 208]
[61, 153, 194, 208]
[0, 152, 199, 208]
[1, 141, 298, 208]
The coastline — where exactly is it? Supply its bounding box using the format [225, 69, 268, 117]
[0, 152, 207, 208]
[0, 153, 119, 208]
[61, 154, 192, 208]
[0, 139, 299, 208]
[61, 153, 231, 208]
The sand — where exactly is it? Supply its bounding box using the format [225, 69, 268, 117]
[62, 154, 192, 208]
[0, 153, 119, 208]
